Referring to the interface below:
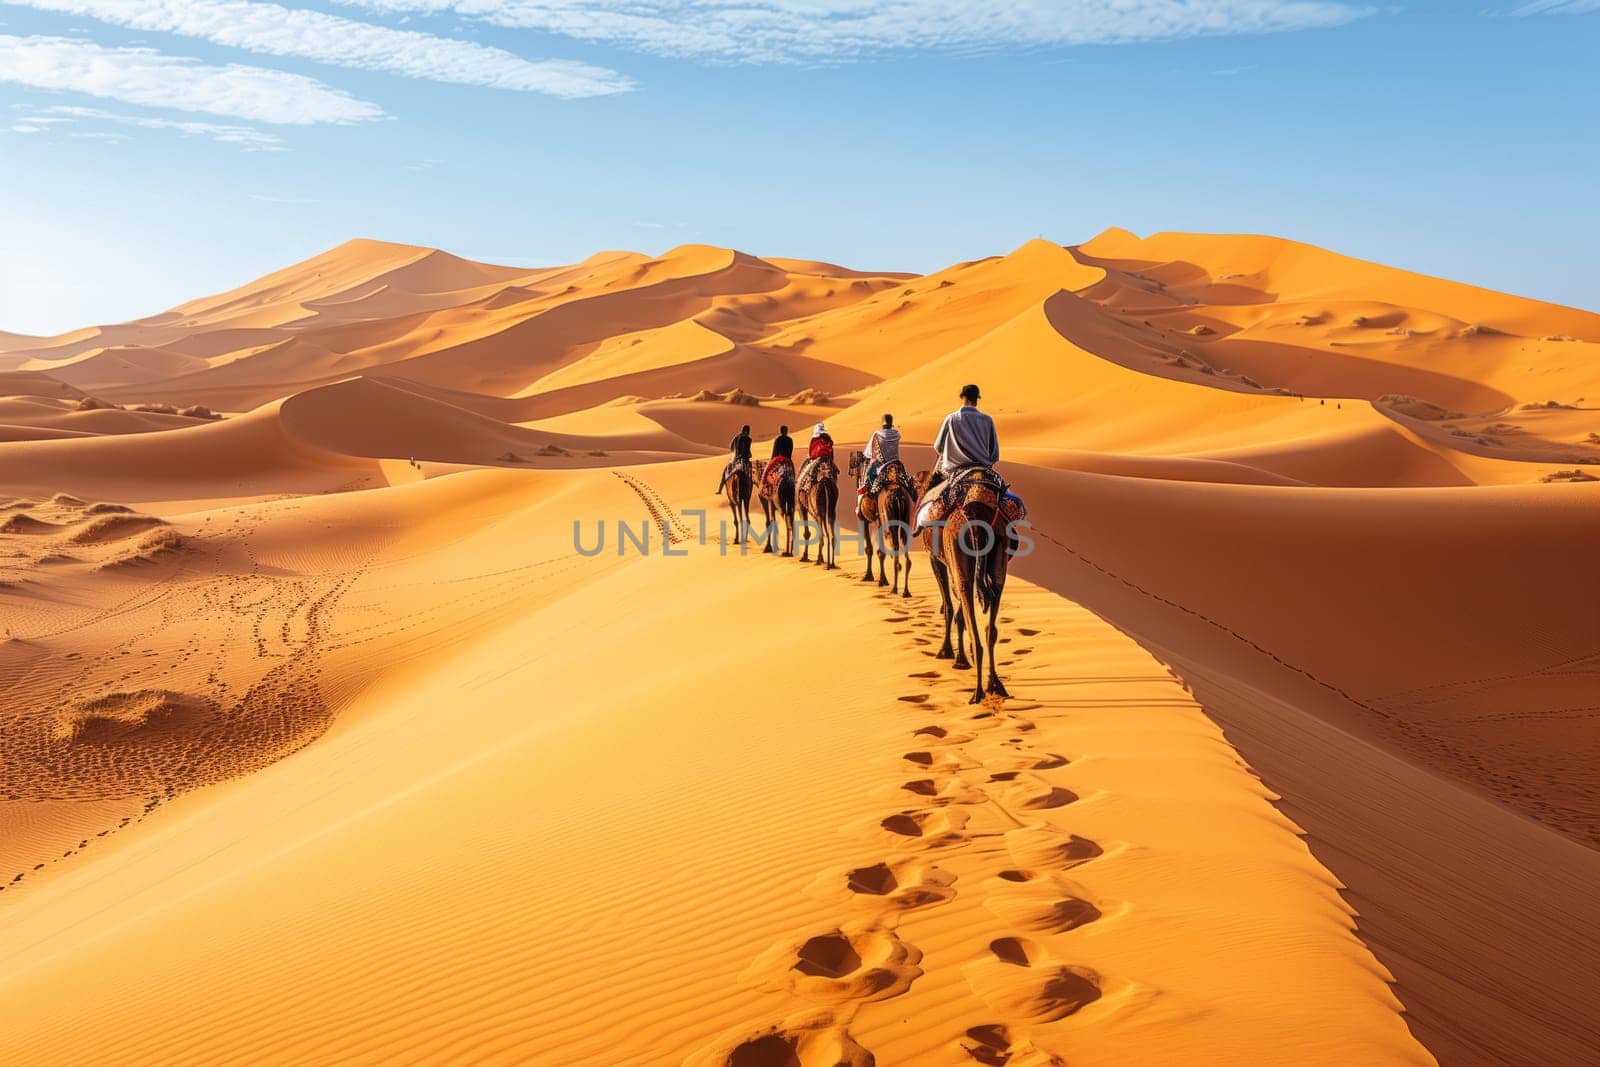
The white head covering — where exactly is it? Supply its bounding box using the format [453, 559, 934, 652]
[814, 422, 827, 435]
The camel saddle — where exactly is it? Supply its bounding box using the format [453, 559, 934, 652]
[762, 455, 794, 493]
[920, 466, 1025, 531]
[869, 458, 910, 494]
[797, 456, 836, 495]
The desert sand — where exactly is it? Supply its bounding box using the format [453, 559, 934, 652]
[1, 230, 1596, 1065]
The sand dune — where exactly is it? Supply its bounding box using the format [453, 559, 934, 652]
[2, 228, 1596, 1065]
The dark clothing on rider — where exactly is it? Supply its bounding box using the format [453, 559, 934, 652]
[717, 430, 755, 493]
[771, 433, 793, 460]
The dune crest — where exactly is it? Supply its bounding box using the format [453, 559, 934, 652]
[2, 229, 1595, 1065]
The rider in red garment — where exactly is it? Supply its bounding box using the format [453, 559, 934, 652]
[797, 422, 835, 490]
[809, 423, 834, 460]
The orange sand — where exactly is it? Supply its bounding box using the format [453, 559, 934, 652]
[2, 229, 1596, 1065]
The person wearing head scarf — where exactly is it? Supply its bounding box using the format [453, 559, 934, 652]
[860, 413, 901, 495]
[808, 421, 834, 460]
[797, 421, 835, 493]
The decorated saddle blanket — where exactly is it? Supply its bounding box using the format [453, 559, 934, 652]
[797, 457, 837, 495]
[762, 455, 794, 492]
[917, 467, 1025, 533]
[865, 458, 910, 495]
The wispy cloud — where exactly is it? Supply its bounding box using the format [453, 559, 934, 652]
[1512, 0, 1600, 12]
[18, 104, 287, 147]
[8, 0, 633, 97]
[331, 0, 1373, 63]
[0, 34, 381, 123]
[1212, 63, 1259, 75]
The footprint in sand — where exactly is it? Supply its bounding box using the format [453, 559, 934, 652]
[903, 747, 979, 774]
[742, 925, 923, 1005]
[993, 749, 1068, 772]
[908, 671, 939, 679]
[901, 774, 988, 806]
[684, 1012, 875, 1067]
[879, 807, 969, 847]
[913, 725, 976, 746]
[960, 1022, 1067, 1067]
[1004, 825, 1105, 870]
[839, 858, 958, 910]
[963, 937, 1103, 1023]
[984, 870, 1104, 934]
[1017, 628, 1040, 637]
[898, 693, 930, 704]
[999, 774, 1078, 812]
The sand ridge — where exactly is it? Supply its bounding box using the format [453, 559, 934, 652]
[2, 228, 1596, 1064]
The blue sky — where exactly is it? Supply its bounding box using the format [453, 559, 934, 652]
[1, 1, 1596, 335]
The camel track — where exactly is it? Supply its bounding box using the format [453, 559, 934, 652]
[614, 470, 693, 544]
[684, 531, 1116, 1066]
[0, 521, 375, 893]
[1, 478, 656, 896]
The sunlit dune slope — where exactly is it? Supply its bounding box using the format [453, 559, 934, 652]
[2, 227, 1598, 1067]
[0, 465, 1429, 1066]
[9, 240, 908, 411]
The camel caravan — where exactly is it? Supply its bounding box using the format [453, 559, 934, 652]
[713, 384, 1029, 703]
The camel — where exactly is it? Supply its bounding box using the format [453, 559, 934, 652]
[848, 451, 915, 597]
[797, 457, 839, 568]
[724, 461, 754, 547]
[918, 469, 1013, 703]
[754, 458, 797, 556]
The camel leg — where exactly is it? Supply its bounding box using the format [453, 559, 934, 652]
[861, 519, 875, 581]
[931, 555, 954, 659]
[985, 604, 1009, 697]
[833, 497, 841, 570]
[902, 543, 913, 599]
[951, 552, 974, 673]
[985, 558, 1009, 696]
[962, 568, 985, 700]
[952, 596, 972, 672]
[798, 502, 811, 561]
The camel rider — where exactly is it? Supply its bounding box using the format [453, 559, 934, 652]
[915, 384, 999, 529]
[716, 423, 754, 494]
[860, 413, 901, 497]
[797, 421, 834, 491]
[765, 424, 795, 490]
